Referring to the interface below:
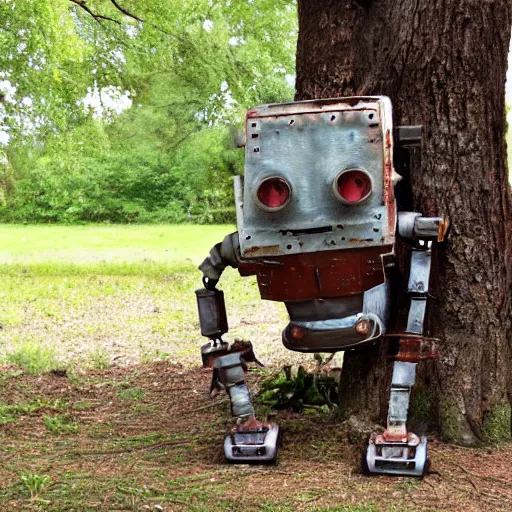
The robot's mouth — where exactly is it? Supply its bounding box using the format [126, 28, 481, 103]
[279, 225, 334, 236]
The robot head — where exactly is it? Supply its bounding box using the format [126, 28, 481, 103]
[234, 97, 398, 259]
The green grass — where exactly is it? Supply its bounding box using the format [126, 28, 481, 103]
[0, 224, 235, 266]
[117, 387, 145, 401]
[0, 398, 66, 424]
[5, 340, 62, 374]
[43, 414, 79, 435]
[87, 348, 110, 370]
[0, 224, 290, 371]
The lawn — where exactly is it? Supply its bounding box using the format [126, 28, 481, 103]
[0, 224, 291, 372]
[0, 224, 235, 266]
[0, 224, 511, 511]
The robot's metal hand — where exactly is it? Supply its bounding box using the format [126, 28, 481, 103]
[202, 276, 219, 290]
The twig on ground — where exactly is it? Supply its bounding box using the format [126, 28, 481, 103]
[178, 399, 228, 415]
[61, 439, 190, 457]
[445, 459, 512, 488]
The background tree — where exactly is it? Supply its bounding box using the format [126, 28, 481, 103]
[295, 0, 512, 444]
[0, 0, 296, 222]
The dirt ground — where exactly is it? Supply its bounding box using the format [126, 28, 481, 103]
[0, 362, 511, 511]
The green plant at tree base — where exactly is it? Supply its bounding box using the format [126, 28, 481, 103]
[482, 400, 512, 445]
[258, 365, 338, 414]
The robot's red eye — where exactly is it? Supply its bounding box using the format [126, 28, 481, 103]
[256, 177, 291, 210]
[335, 169, 372, 204]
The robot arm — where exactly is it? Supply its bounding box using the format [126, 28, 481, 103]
[198, 232, 241, 289]
[397, 212, 450, 243]
[196, 234, 276, 463]
[195, 232, 242, 363]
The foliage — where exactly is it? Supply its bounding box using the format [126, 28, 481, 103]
[1, 122, 242, 223]
[258, 365, 339, 413]
[0, 0, 297, 223]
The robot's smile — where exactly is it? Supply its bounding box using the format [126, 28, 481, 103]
[282, 312, 384, 353]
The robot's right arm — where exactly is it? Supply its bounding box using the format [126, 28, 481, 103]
[195, 232, 240, 341]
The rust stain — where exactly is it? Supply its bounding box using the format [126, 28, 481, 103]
[244, 245, 281, 256]
[437, 216, 450, 242]
[382, 129, 393, 205]
[384, 334, 441, 362]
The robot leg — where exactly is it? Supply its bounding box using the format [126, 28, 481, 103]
[366, 360, 428, 476]
[212, 352, 279, 463]
[366, 242, 439, 477]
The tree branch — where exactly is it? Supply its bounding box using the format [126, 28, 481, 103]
[108, 0, 194, 47]
[69, 0, 122, 25]
[109, 0, 144, 23]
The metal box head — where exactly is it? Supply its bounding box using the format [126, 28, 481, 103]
[235, 96, 396, 259]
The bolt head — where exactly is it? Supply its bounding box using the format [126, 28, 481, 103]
[355, 320, 371, 335]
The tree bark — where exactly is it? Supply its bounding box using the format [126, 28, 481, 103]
[296, 0, 512, 444]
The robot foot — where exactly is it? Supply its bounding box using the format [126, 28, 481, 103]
[365, 435, 429, 477]
[224, 419, 279, 464]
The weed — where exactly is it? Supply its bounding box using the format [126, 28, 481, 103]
[19, 473, 51, 498]
[88, 348, 110, 370]
[0, 408, 16, 424]
[43, 414, 79, 434]
[6, 340, 62, 374]
[0, 397, 67, 424]
[117, 387, 145, 401]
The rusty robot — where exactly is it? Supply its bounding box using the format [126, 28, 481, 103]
[195, 96, 448, 476]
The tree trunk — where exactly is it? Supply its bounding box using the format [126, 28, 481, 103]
[295, 0, 512, 444]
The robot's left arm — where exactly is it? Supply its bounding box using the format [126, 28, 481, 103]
[397, 212, 450, 243]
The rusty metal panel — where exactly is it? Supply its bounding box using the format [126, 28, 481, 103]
[237, 96, 396, 259]
[237, 246, 391, 302]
